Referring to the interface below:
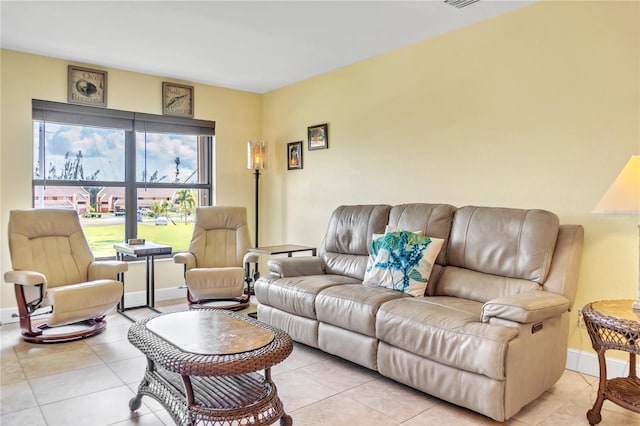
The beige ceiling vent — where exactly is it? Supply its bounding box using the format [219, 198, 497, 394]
[444, 0, 480, 8]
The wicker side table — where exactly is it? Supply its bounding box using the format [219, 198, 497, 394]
[582, 300, 640, 425]
[128, 310, 293, 426]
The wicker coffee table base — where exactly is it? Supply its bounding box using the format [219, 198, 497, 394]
[130, 362, 292, 426]
[127, 310, 294, 426]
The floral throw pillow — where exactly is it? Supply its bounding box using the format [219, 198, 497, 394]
[364, 231, 444, 297]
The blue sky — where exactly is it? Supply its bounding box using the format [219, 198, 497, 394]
[34, 122, 198, 183]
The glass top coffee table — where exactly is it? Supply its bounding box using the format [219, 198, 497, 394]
[128, 310, 293, 426]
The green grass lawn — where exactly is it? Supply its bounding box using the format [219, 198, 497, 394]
[83, 220, 194, 258]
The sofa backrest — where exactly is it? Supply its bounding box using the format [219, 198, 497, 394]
[387, 203, 457, 294]
[434, 206, 561, 302]
[320, 204, 390, 279]
[388, 203, 457, 266]
[319, 203, 583, 307]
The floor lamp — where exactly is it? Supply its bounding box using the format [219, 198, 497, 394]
[593, 155, 640, 310]
[247, 140, 267, 248]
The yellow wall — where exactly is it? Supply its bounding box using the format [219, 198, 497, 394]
[260, 1, 639, 353]
[0, 2, 638, 357]
[0, 49, 262, 307]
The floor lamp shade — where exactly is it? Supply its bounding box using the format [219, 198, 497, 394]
[593, 155, 640, 310]
[247, 140, 267, 170]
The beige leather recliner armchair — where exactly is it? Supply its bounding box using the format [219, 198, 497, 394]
[4, 209, 126, 343]
[174, 206, 257, 310]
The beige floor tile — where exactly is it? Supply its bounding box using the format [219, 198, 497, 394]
[0, 406, 47, 425]
[30, 364, 123, 405]
[402, 402, 500, 426]
[18, 344, 105, 380]
[108, 354, 148, 385]
[12, 338, 89, 360]
[272, 369, 337, 412]
[270, 358, 293, 376]
[1, 354, 26, 385]
[85, 322, 131, 346]
[298, 356, 378, 392]
[290, 393, 398, 426]
[343, 376, 440, 422]
[546, 369, 598, 400]
[0, 380, 38, 415]
[153, 408, 177, 425]
[278, 342, 333, 370]
[90, 338, 143, 363]
[512, 387, 573, 425]
[39, 385, 150, 425]
[109, 412, 168, 426]
[0, 326, 23, 351]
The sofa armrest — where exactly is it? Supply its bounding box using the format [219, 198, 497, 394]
[4, 270, 46, 286]
[481, 291, 570, 323]
[174, 252, 196, 271]
[88, 261, 128, 280]
[268, 257, 324, 278]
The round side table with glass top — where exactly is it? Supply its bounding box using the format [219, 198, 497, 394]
[582, 300, 640, 425]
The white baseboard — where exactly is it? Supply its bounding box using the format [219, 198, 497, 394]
[565, 347, 630, 379]
[0, 286, 187, 325]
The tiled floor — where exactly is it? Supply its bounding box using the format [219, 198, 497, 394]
[2, 301, 639, 426]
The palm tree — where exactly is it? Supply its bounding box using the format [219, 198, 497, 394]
[173, 189, 195, 224]
[161, 200, 172, 218]
[150, 201, 162, 217]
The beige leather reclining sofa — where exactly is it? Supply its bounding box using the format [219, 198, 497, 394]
[255, 204, 584, 421]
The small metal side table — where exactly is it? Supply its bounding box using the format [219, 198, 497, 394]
[248, 244, 317, 258]
[113, 242, 172, 321]
[582, 299, 640, 425]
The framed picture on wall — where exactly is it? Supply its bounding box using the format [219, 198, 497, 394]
[308, 123, 328, 150]
[162, 82, 194, 118]
[67, 65, 108, 107]
[287, 141, 303, 170]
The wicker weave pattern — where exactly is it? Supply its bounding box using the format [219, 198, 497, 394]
[583, 303, 640, 355]
[582, 301, 640, 424]
[128, 310, 294, 425]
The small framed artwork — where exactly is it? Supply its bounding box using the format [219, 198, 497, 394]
[162, 82, 194, 118]
[287, 141, 303, 170]
[67, 65, 108, 107]
[308, 123, 328, 150]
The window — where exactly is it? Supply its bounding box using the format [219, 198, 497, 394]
[32, 100, 214, 258]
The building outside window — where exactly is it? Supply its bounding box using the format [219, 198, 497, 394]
[32, 100, 214, 258]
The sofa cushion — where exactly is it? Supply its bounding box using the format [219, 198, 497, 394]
[320, 204, 391, 280]
[447, 206, 559, 284]
[434, 266, 541, 303]
[387, 203, 456, 267]
[254, 274, 360, 320]
[316, 284, 408, 336]
[376, 297, 518, 380]
[363, 231, 444, 296]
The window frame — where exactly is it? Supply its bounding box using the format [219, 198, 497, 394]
[32, 99, 215, 258]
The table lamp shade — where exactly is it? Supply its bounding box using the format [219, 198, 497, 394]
[593, 155, 640, 311]
[593, 156, 640, 214]
[247, 140, 267, 170]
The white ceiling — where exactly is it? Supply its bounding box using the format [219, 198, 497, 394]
[1, 1, 535, 93]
